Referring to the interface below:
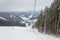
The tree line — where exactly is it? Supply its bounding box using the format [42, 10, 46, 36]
[33, 0, 60, 35]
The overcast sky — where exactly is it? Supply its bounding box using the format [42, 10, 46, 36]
[0, 0, 54, 12]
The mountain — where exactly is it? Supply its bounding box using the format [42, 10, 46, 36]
[0, 11, 40, 26]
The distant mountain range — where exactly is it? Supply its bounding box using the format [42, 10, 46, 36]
[0, 12, 40, 26]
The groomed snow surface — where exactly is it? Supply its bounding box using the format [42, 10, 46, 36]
[0, 27, 60, 40]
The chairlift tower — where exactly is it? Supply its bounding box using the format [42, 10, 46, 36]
[34, 0, 36, 13]
[44, 8, 47, 34]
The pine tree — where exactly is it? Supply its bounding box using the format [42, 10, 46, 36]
[34, 0, 60, 35]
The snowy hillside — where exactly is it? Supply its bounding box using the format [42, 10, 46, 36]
[0, 27, 60, 40]
[0, 12, 39, 26]
[0, 16, 8, 21]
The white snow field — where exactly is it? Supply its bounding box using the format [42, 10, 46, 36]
[0, 27, 60, 40]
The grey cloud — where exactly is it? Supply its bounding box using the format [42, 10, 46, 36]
[0, 0, 53, 12]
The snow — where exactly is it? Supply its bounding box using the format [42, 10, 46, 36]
[10, 14, 13, 17]
[20, 21, 26, 24]
[0, 16, 8, 21]
[28, 14, 33, 19]
[20, 16, 29, 21]
[20, 14, 33, 22]
[31, 19, 37, 22]
[0, 26, 60, 40]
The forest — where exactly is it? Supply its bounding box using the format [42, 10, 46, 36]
[33, 0, 60, 35]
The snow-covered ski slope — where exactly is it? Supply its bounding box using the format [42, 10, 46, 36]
[0, 26, 60, 40]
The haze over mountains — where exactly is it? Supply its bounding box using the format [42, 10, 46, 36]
[0, 11, 40, 26]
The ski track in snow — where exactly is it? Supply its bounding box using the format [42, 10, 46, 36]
[0, 16, 8, 21]
[0, 27, 60, 40]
